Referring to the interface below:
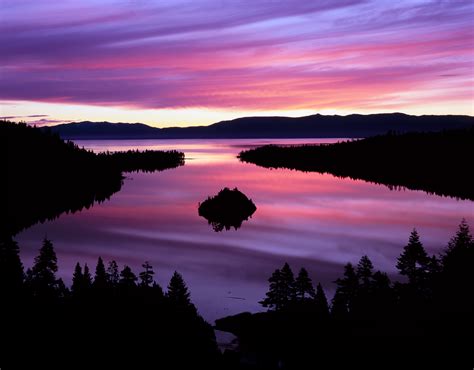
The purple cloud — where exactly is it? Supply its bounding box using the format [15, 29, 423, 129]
[0, 0, 473, 112]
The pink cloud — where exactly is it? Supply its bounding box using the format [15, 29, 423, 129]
[0, 0, 473, 112]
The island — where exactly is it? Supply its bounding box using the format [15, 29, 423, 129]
[198, 188, 257, 231]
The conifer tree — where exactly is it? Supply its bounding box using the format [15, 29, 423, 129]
[357, 255, 374, 288]
[71, 262, 83, 296]
[167, 271, 193, 310]
[332, 263, 359, 314]
[83, 263, 93, 290]
[93, 257, 108, 289]
[106, 260, 120, 286]
[314, 283, 329, 318]
[139, 261, 155, 288]
[396, 229, 429, 285]
[295, 267, 316, 300]
[280, 262, 296, 303]
[29, 238, 59, 298]
[260, 268, 285, 310]
[371, 270, 393, 307]
[442, 219, 473, 275]
[119, 265, 137, 288]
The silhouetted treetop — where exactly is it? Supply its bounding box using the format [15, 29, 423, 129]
[93, 257, 108, 289]
[333, 263, 359, 315]
[314, 283, 330, 318]
[167, 271, 196, 314]
[442, 219, 473, 268]
[83, 263, 93, 290]
[71, 262, 84, 297]
[260, 268, 285, 311]
[280, 262, 296, 302]
[396, 229, 429, 285]
[120, 265, 137, 288]
[356, 255, 374, 288]
[28, 238, 60, 299]
[139, 261, 155, 288]
[441, 219, 473, 287]
[295, 267, 316, 301]
[106, 260, 120, 286]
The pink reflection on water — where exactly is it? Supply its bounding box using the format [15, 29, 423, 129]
[16, 139, 474, 321]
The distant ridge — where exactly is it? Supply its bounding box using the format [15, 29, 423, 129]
[43, 113, 474, 139]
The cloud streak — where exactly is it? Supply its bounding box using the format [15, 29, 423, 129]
[0, 0, 473, 114]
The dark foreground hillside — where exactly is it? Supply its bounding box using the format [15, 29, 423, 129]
[239, 127, 474, 200]
[216, 221, 474, 368]
[1, 222, 472, 368]
[2, 120, 184, 237]
[0, 238, 219, 368]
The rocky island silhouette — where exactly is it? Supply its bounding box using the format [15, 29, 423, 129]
[198, 188, 257, 232]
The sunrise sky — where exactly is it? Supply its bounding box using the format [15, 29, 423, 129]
[1, 0, 473, 127]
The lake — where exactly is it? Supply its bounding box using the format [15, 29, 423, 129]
[16, 139, 474, 322]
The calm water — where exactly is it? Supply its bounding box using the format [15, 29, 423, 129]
[17, 139, 474, 322]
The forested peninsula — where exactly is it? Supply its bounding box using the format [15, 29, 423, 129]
[3, 120, 184, 236]
[239, 127, 474, 200]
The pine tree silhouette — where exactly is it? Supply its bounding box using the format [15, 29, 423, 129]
[71, 262, 83, 297]
[139, 261, 155, 288]
[29, 238, 59, 299]
[442, 219, 473, 275]
[119, 265, 137, 288]
[396, 229, 429, 285]
[167, 271, 193, 311]
[83, 263, 93, 290]
[440, 219, 474, 313]
[260, 268, 285, 311]
[356, 255, 374, 288]
[314, 283, 329, 318]
[93, 257, 108, 289]
[280, 262, 296, 304]
[371, 270, 393, 310]
[106, 260, 120, 286]
[295, 267, 315, 301]
[332, 263, 359, 315]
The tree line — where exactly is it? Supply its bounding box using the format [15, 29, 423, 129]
[238, 127, 474, 200]
[0, 236, 219, 367]
[0, 236, 192, 307]
[216, 220, 474, 368]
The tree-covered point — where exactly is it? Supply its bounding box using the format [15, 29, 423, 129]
[238, 127, 474, 200]
[2, 120, 184, 237]
[216, 220, 474, 367]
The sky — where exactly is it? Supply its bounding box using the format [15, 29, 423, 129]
[1, 0, 473, 127]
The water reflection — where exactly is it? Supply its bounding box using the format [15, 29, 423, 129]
[16, 139, 474, 322]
